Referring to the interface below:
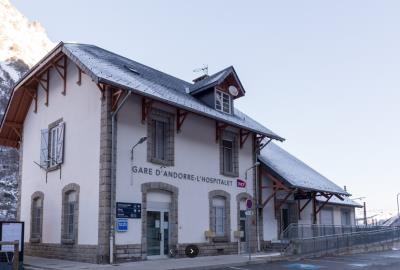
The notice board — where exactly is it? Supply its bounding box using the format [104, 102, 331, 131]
[0, 221, 24, 262]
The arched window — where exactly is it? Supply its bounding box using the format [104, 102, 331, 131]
[61, 184, 79, 244]
[212, 196, 226, 236]
[30, 192, 44, 242]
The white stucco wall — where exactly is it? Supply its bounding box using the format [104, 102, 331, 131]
[115, 95, 255, 245]
[20, 60, 101, 245]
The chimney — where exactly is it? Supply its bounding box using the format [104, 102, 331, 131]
[192, 74, 209, 83]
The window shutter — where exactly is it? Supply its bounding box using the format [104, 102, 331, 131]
[40, 129, 49, 168]
[56, 122, 65, 164]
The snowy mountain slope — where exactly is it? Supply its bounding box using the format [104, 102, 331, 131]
[0, 0, 54, 66]
[0, 0, 53, 220]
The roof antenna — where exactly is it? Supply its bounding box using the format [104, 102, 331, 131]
[193, 65, 208, 76]
[192, 65, 209, 83]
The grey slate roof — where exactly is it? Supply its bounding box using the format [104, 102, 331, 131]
[317, 196, 362, 208]
[61, 43, 283, 141]
[259, 142, 349, 195]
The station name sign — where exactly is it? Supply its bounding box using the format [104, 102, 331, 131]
[132, 166, 234, 187]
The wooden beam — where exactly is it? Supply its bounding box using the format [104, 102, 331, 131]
[52, 56, 67, 95]
[76, 66, 82, 85]
[176, 109, 188, 133]
[97, 83, 106, 99]
[262, 171, 291, 192]
[299, 198, 312, 213]
[262, 189, 278, 208]
[275, 190, 294, 211]
[11, 126, 21, 139]
[312, 193, 317, 224]
[0, 138, 19, 146]
[316, 194, 334, 214]
[111, 89, 124, 112]
[141, 98, 153, 123]
[24, 88, 38, 113]
[240, 129, 250, 148]
[33, 70, 49, 106]
[4, 121, 22, 129]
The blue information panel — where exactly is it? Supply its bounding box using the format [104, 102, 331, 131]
[116, 202, 141, 219]
[116, 219, 128, 232]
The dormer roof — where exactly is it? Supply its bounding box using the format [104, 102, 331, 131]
[189, 66, 245, 98]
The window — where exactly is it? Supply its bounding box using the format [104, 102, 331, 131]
[61, 184, 79, 244]
[215, 90, 231, 114]
[147, 109, 174, 166]
[222, 139, 234, 173]
[341, 209, 351, 226]
[213, 197, 226, 236]
[40, 120, 65, 169]
[209, 190, 231, 241]
[153, 120, 167, 160]
[30, 192, 44, 242]
[220, 132, 239, 177]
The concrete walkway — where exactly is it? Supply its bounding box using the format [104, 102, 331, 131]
[24, 252, 282, 270]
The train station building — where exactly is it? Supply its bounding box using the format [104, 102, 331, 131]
[0, 42, 359, 263]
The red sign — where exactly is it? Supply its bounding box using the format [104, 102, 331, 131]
[237, 179, 246, 188]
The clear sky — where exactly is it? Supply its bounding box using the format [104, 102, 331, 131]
[12, 0, 400, 217]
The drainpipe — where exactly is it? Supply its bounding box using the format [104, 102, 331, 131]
[110, 91, 132, 264]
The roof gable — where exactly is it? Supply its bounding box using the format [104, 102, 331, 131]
[189, 66, 245, 98]
[0, 42, 284, 148]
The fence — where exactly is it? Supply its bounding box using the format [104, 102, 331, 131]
[288, 227, 400, 255]
[280, 223, 387, 240]
[0, 241, 19, 270]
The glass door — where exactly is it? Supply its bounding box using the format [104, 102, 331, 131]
[146, 211, 169, 258]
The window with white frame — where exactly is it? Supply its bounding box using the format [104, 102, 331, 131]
[215, 90, 231, 114]
[212, 197, 226, 236]
[40, 120, 65, 169]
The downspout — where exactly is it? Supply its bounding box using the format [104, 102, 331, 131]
[110, 91, 132, 264]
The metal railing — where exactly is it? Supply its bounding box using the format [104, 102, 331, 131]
[0, 241, 19, 270]
[288, 227, 400, 255]
[280, 223, 387, 240]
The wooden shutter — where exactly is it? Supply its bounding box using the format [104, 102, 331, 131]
[40, 129, 49, 168]
[56, 122, 65, 164]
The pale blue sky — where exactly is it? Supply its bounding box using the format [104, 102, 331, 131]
[12, 0, 400, 216]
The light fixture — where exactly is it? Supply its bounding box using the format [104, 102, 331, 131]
[130, 137, 147, 161]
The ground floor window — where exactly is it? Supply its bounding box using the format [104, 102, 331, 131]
[61, 183, 80, 244]
[209, 190, 231, 241]
[341, 209, 351, 226]
[30, 191, 44, 242]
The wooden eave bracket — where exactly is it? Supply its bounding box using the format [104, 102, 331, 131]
[141, 98, 153, 123]
[176, 109, 188, 133]
[4, 122, 22, 141]
[97, 83, 106, 100]
[240, 129, 250, 148]
[215, 122, 228, 142]
[112, 89, 126, 112]
[33, 70, 49, 106]
[316, 194, 334, 214]
[275, 190, 295, 211]
[76, 66, 82, 85]
[52, 55, 67, 95]
[24, 87, 38, 113]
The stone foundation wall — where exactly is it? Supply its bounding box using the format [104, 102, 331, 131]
[24, 243, 98, 263]
[115, 244, 142, 262]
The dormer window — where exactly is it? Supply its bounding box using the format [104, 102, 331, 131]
[215, 89, 231, 114]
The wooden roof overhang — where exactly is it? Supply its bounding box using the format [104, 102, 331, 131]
[259, 163, 347, 222]
[0, 42, 284, 149]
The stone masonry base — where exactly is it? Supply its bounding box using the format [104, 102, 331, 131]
[25, 243, 98, 264]
[115, 241, 257, 263]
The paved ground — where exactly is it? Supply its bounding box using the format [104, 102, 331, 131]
[24, 249, 400, 270]
[216, 249, 400, 270]
[24, 252, 281, 270]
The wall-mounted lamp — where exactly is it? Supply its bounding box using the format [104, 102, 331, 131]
[130, 136, 147, 161]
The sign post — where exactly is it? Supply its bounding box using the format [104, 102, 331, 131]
[245, 199, 253, 261]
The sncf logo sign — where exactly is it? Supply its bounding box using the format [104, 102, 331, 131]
[237, 179, 246, 188]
